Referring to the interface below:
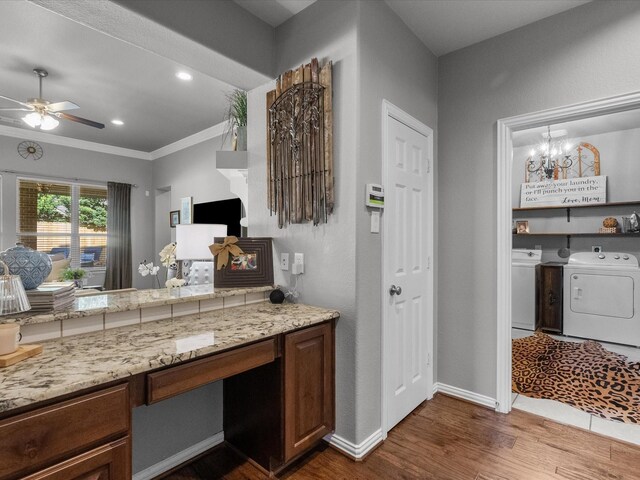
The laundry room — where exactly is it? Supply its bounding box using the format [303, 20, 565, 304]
[509, 108, 640, 442]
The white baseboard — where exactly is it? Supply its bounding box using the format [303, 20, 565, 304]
[325, 428, 383, 460]
[434, 382, 497, 409]
[133, 432, 224, 480]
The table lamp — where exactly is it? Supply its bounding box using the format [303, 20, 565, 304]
[175, 224, 228, 285]
[0, 259, 31, 316]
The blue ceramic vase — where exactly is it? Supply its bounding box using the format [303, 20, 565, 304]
[0, 243, 52, 290]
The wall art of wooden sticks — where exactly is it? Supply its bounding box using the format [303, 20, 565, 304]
[267, 58, 333, 228]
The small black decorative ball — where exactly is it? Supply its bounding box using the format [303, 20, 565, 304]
[269, 289, 285, 304]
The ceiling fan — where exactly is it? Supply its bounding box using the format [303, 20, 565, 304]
[0, 68, 105, 130]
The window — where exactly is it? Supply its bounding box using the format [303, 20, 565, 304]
[17, 179, 108, 271]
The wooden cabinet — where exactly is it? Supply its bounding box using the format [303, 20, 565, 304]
[283, 321, 335, 462]
[536, 263, 563, 333]
[0, 384, 130, 480]
[21, 438, 130, 480]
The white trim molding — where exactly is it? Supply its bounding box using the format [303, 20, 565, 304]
[150, 121, 227, 160]
[434, 383, 497, 410]
[496, 90, 640, 414]
[381, 99, 435, 438]
[132, 432, 224, 480]
[325, 429, 383, 461]
[0, 124, 151, 160]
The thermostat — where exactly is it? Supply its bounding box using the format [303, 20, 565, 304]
[365, 183, 384, 208]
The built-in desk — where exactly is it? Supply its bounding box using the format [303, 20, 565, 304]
[0, 302, 339, 479]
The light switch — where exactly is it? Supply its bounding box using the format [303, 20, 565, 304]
[371, 211, 380, 233]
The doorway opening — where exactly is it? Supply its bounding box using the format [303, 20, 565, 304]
[497, 91, 640, 445]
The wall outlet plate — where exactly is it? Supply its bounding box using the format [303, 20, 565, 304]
[280, 253, 289, 270]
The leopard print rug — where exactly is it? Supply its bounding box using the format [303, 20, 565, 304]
[512, 332, 640, 424]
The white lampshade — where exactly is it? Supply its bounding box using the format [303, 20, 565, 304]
[175, 224, 227, 260]
[40, 114, 59, 131]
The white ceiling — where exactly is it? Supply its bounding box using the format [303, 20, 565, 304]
[0, 1, 236, 153]
[233, 0, 317, 27]
[384, 0, 592, 56]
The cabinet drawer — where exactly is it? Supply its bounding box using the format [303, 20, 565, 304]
[21, 437, 130, 480]
[147, 339, 276, 404]
[0, 384, 129, 480]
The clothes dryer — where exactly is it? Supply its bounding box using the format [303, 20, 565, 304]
[563, 252, 640, 346]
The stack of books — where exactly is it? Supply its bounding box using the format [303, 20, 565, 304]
[26, 282, 76, 312]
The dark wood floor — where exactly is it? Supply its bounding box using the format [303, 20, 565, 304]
[163, 393, 640, 479]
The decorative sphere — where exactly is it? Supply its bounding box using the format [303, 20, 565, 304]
[0, 243, 52, 290]
[269, 289, 286, 304]
[603, 217, 618, 228]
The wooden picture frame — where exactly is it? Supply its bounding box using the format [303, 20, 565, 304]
[213, 237, 274, 288]
[170, 210, 180, 228]
[515, 220, 530, 234]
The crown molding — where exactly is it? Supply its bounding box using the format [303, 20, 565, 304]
[150, 121, 228, 160]
[0, 121, 229, 161]
[0, 124, 151, 160]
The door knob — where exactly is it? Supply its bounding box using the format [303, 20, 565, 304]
[389, 285, 402, 296]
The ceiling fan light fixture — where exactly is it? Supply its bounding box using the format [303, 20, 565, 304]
[39, 114, 59, 131]
[111, 119, 124, 126]
[22, 112, 41, 128]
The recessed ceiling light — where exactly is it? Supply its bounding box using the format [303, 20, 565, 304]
[111, 119, 124, 126]
[176, 71, 193, 81]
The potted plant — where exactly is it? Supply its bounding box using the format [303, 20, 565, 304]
[62, 267, 86, 288]
[223, 89, 247, 151]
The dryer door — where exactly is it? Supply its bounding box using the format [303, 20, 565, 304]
[570, 273, 634, 318]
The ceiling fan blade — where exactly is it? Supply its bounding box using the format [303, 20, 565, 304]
[0, 95, 33, 108]
[55, 112, 105, 129]
[0, 107, 32, 111]
[47, 101, 79, 112]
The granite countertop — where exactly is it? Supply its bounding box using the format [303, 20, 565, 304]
[0, 302, 339, 414]
[8, 284, 273, 326]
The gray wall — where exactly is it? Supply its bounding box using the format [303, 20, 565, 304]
[112, 0, 275, 80]
[355, 0, 438, 442]
[0, 134, 154, 289]
[132, 382, 222, 473]
[249, 0, 359, 444]
[249, 0, 438, 445]
[437, 1, 640, 399]
[152, 135, 237, 244]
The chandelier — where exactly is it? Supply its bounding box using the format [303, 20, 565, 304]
[527, 126, 573, 180]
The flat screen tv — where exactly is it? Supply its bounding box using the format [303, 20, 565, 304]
[193, 198, 243, 237]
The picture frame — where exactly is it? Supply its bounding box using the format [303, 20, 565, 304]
[180, 197, 193, 225]
[169, 210, 180, 228]
[213, 237, 274, 288]
[515, 220, 530, 234]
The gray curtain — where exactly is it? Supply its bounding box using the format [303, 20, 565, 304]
[104, 182, 132, 290]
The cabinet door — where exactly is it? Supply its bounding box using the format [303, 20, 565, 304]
[21, 437, 130, 480]
[537, 265, 563, 333]
[284, 321, 334, 462]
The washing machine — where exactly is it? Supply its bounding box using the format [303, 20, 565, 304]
[563, 252, 640, 346]
[512, 249, 542, 330]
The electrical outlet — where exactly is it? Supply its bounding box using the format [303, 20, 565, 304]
[294, 253, 304, 265]
[280, 253, 289, 270]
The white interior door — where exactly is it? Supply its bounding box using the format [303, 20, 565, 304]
[383, 104, 434, 434]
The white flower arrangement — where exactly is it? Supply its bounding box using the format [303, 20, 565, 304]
[139, 242, 178, 289]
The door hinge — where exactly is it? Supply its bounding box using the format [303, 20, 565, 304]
[427, 353, 431, 366]
[427, 159, 431, 173]
[427, 256, 431, 270]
